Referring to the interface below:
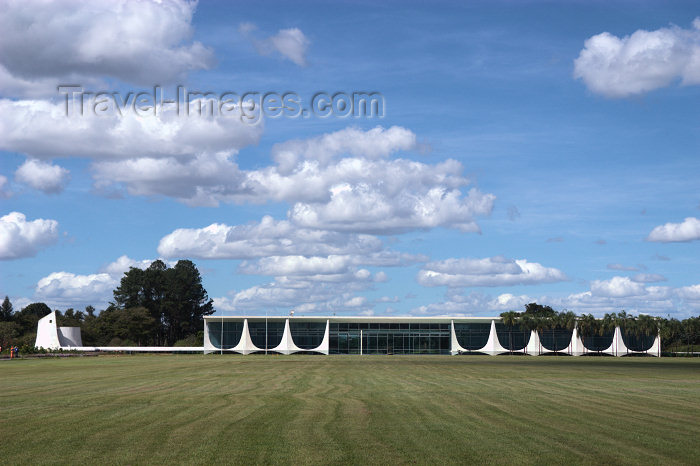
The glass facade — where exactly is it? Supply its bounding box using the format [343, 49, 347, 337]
[539, 329, 573, 352]
[580, 331, 614, 352]
[495, 323, 530, 351]
[206, 318, 658, 355]
[454, 323, 490, 351]
[621, 330, 656, 352]
[248, 321, 284, 349]
[329, 322, 450, 354]
[290, 322, 326, 349]
[208, 321, 243, 349]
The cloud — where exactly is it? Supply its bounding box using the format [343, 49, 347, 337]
[15, 158, 69, 194]
[631, 273, 666, 283]
[290, 183, 494, 234]
[344, 296, 367, 308]
[35, 271, 115, 304]
[507, 205, 520, 221]
[574, 18, 700, 97]
[647, 217, 700, 242]
[590, 276, 647, 298]
[561, 287, 674, 315]
[99, 255, 162, 277]
[2, 112, 493, 233]
[0, 174, 11, 198]
[417, 256, 567, 288]
[412, 291, 533, 316]
[214, 272, 377, 315]
[271, 125, 416, 173]
[0, 0, 213, 95]
[158, 216, 383, 259]
[239, 255, 354, 276]
[241, 24, 310, 66]
[677, 284, 700, 301]
[413, 283, 678, 318]
[607, 263, 641, 272]
[0, 211, 58, 260]
[127, 125, 493, 231]
[92, 125, 424, 210]
[0, 99, 261, 162]
[34, 255, 168, 307]
[375, 296, 399, 303]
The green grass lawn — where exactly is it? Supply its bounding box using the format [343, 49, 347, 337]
[1, 355, 699, 465]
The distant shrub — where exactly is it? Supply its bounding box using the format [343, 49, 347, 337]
[174, 332, 203, 347]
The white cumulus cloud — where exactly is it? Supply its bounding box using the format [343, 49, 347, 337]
[271, 126, 416, 173]
[34, 255, 169, 307]
[0, 211, 58, 260]
[574, 18, 700, 97]
[0, 0, 213, 95]
[590, 276, 648, 298]
[158, 216, 383, 259]
[0, 175, 11, 198]
[631, 273, 666, 283]
[0, 99, 261, 162]
[35, 271, 115, 302]
[677, 284, 700, 301]
[647, 217, 700, 242]
[417, 256, 567, 287]
[241, 24, 310, 66]
[15, 158, 70, 194]
[214, 272, 376, 315]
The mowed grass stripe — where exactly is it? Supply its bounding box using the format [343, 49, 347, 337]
[1, 355, 699, 465]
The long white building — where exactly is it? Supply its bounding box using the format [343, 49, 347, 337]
[203, 315, 661, 356]
[35, 311, 660, 356]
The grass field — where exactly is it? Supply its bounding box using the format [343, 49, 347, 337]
[1, 355, 699, 465]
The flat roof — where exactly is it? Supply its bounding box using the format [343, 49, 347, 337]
[205, 315, 500, 323]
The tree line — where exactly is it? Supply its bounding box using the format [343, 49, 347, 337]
[1, 281, 699, 353]
[499, 303, 700, 354]
[0, 260, 214, 351]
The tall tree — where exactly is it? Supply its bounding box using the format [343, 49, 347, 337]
[112, 259, 213, 345]
[0, 321, 19, 348]
[163, 260, 214, 344]
[16, 302, 52, 335]
[1, 296, 13, 321]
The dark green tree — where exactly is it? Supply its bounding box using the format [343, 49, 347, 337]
[16, 302, 52, 335]
[112, 259, 213, 345]
[1, 296, 13, 321]
[57, 308, 85, 327]
[0, 321, 20, 349]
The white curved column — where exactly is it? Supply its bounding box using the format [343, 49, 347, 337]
[233, 319, 260, 354]
[450, 320, 466, 354]
[648, 334, 661, 357]
[525, 330, 540, 355]
[567, 327, 584, 356]
[273, 318, 303, 355]
[613, 326, 630, 356]
[480, 320, 508, 355]
[203, 320, 214, 353]
[310, 320, 330, 355]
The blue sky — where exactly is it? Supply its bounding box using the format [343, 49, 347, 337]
[1, 0, 700, 318]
